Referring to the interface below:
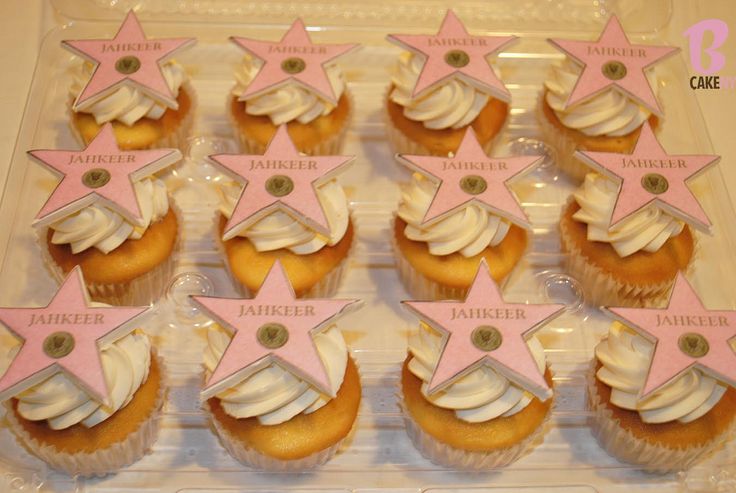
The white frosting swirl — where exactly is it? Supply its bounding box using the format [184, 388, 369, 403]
[397, 172, 511, 257]
[408, 322, 546, 423]
[233, 55, 346, 125]
[544, 59, 655, 137]
[218, 179, 349, 255]
[390, 52, 491, 130]
[71, 61, 186, 126]
[12, 330, 151, 430]
[596, 321, 728, 424]
[572, 173, 684, 257]
[204, 323, 347, 425]
[49, 178, 170, 254]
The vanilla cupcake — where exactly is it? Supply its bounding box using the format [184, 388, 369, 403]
[386, 11, 512, 156]
[0, 268, 165, 477]
[229, 19, 357, 155]
[63, 11, 196, 150]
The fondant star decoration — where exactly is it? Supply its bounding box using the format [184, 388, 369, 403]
[193, 261, 360, 399]
[231, 19, 358, 104]
[0, 267, 149, 405]
[62, 10, 195, 111]
[548, 15, 678, 116]
[386, 10, 515, 101]
[575, 122, 719, 232]
[396, 128, 540, 228]
[606, 273, 736, 399]
[209, 125, 354, 240]
[402, 259, 563, 400]
[28, 124, 181, 228]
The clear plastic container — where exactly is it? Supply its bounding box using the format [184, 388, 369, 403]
[1, 0, 735, 491]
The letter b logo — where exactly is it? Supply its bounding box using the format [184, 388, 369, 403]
[684, 19, 728, 75]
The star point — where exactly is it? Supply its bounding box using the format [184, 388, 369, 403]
[232, 19, 358, 104]
[606, 273, 736, 399]
[387, 10, 515, 101]
[548, 15, 678, 116]
[208, 125, 354, 240]
[193, 260, 360, 399]
[402, 259, 563, 400]
[29, 123, 181, 227]
[0, 267, 149, 405]
[575, 122, 719, 231]
[396, 127, 540, 228]
[62, 10, 195, 110]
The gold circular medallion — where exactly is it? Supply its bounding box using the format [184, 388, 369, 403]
[82, 168, 111, 189]
[444, 49, 470, 68]
[601, 60, 627, 80]
[641, 173, 669, 195]
[471, 325, 503, 352]
[265, 175, 294, 197]
[678, 332, 709, 358]
[43, 331, 75, 359]
[115, 55, 141, 75]
[281, 57, 306, 74]
[257, 323, 289, 349]
[459, 175, 488, 195]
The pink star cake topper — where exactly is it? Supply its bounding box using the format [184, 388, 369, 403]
[0, 267, 149, 405]
[231, 19, 359, 104]
[62, 10, 195, 111]
[575, 122, 719, 232]
[29, 124, 181, 227]
[402, 259, 563, 400]
[606, 273, 736, 399]
[209, 125, 354, 240]
[386, 10, 515, 101]
[193, 260, 360, 399]
[396, 128, 541, 228]
[548, 15, 678, 116]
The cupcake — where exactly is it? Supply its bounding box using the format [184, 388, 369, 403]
[393, 128, 540, 300]
[209, 125, 353, 298]
[385, 10, 513, 156]
[589, 274, 736, 472]
[542, 15, 678, 181]
[400, 259, 562, 469]
[0, 267, 165, 477]
[63, 10, 196, 150]
[229, 19, 358, 155]
[559, 122, 718, 307]
[30, 124, 182, 306]
[193, 260, 361, 470]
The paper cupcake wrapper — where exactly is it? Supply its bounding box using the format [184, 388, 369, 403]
[536, 96, 592, 183]
[231, 90, 353, 156]
[214, 212, 353, 299]
[68, 81, 197, 151]
[38, 200, 183, 306]
[4, 350, 167, 478]
[384, 85, 506, 157]
[559, 206, 682, 308]
[396, 364, 553, 470]
[586, 362, 735, 473]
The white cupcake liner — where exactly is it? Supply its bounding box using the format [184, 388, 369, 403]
[3, 350, 167, 478]
[214, 212, 353, 299]
[202, 356, 360, 471]
[384, 85, 507, 158]
[397, 363, 553, 470]
[68, 81, 197, 151]
[230, 90, 353, 156]
[586, 362, 736, 473]
[559, 202, 682, 308]
[536, 95, 592, 183]
[37, 199, 183, 306]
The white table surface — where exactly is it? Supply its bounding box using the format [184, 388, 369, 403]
[0, 1, 735, 233]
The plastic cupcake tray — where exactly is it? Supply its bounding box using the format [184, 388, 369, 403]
[0, 0, 734, 491]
